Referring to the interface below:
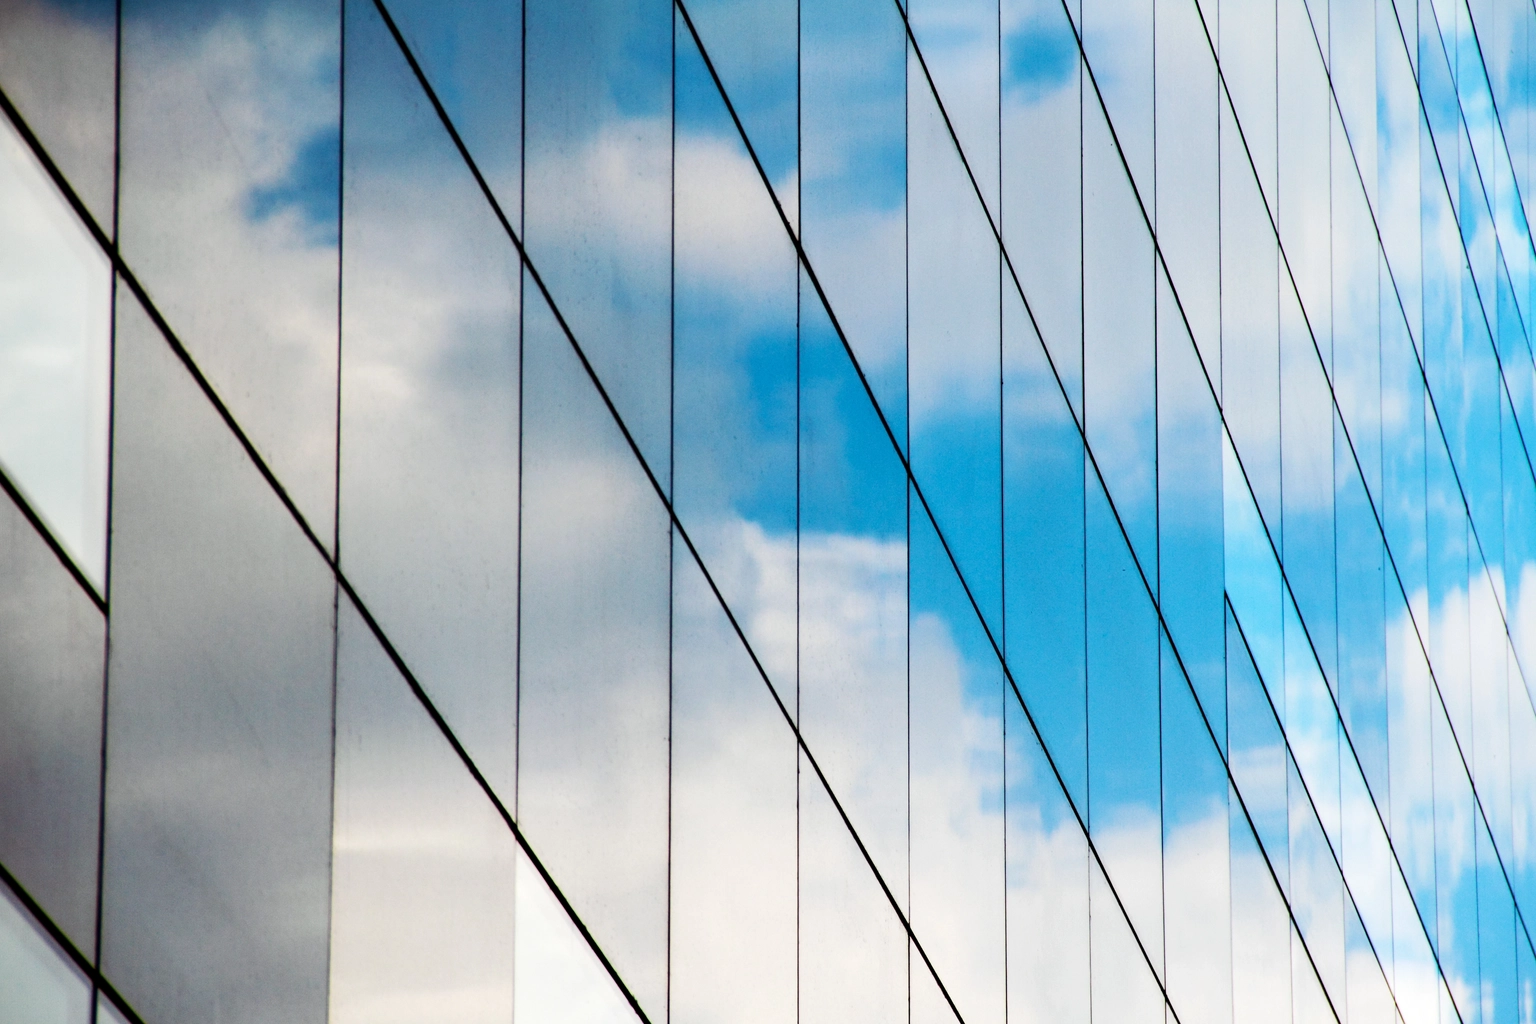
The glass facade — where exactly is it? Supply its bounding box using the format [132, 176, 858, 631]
[3, 0, 1536, 1022]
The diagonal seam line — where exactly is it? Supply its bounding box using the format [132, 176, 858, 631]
[0, 859, 146, 1024]
[378, 3, 974, 1020]
[0, 460, 106, 613]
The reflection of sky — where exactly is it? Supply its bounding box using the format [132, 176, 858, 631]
[13, 0, 1536, 1019]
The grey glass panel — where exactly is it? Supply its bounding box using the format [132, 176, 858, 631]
[800, 0, 908, 445]
[0, 113, 110, 586]
[101, 286, 336, 1024]
[517, 276, 669, 1023]
[339, 0, 521, 801]
[798, 268, 910, 896]
[118, 0, 341, 544]
[0, 0, 115, 227]
[670, 541, 796, 1024]
[523, 0, 672, 487]
[378, 0, 522, 215]
[1003, 280, 1087, 804]
[0, 486, 103, 954]
[0, 883, 89, 1024]
[799, 769, 908, 1024]
[909, 505, 1006, 1024]
[1084, 95, 1155, 568]
[908, 0, 1000, 212]
[908, 49, 1003, 633]
[329, 596, 516, 1024]
[1001, 0, 1083, 414]
[673, 19, 797, 677]
[679, 0, 797, 185]
[1004, 694, 1089, 1024]
[1327, 0, 1376, 210]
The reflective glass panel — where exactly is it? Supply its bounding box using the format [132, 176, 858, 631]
[0, 112, 110, 585]
[101, 287, 336, 1024]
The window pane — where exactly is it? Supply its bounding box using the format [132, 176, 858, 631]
[0, 883, 89, 1024]
[101, 286, 336, 1024]
[0, 113, 110, 585]
[0, 479, 104, 954]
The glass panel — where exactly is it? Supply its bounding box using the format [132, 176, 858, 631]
[1088, 861, 1163, 1024]
[1005, 693, 1090, 1024]
[1158, 266, 1227, 743]
[0, 883, 89, 1024]
[908, 0, 1001, 213]
[670, 542, 796, 1024]
[1220, 0, 1278, 205]
[328, 595, 516, 1024]
[1277, 0, 1332, 350]
[0, 483, 104, 954]
[1222, 94, 1283, 532]
[523, 0, 672, 486]
[1230, 786, 1293, 1024]
[679, 0, 797, 185]
[0, 0, 115, 227]
[338, 0, 521, 800]
[96, 994, 132, 1024]
[1004, 279, 1087, 804]
[1002, 0, 1083, 415]
[513, 847, 642, 1024]
[908, 47, 1003, 633]
[118, 0, 341, 543]
[0, 112, 110, 585]
[799, 767, 908, 1024]
[1083, 96, 1157, 568]
[378, 0, 522, 215]
[1162, 641, 1234, 1024]
[1081, 0, 1152, 198]
[673, 19, 797, 675]
[909, 506, 1006, 1024]
[1154, 0, 1220, 374]
[798, 268, 910, 894]
[101, 286, 336, 1024]
[517, 277, 669, 1022]
[800, 0, 908, 443]
[1085, 482, 1162, 963]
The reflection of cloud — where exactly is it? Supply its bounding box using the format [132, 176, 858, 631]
[117, 4, 342, 538]
[0, 113, 110, 584]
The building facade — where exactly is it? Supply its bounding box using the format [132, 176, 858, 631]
[2, 0, 1535, 1022]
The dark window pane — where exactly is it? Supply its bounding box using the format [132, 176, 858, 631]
[101, 286, 336, 1024]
